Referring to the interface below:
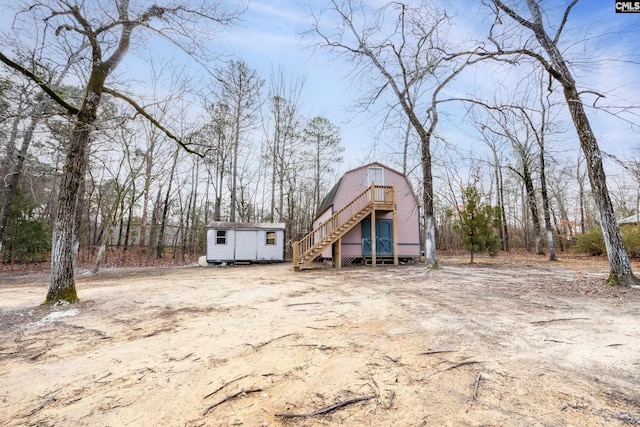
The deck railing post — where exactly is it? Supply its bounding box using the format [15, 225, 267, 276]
[371, 195, 377, 266]
[392, 183, 396, 204]
[293, 241, 300, 268]
[370, 181, 375, 204]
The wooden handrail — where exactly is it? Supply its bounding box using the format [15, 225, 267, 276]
[293, 184, 394, 267]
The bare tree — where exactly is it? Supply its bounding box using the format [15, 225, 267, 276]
[547, 162, 574, 246]
[534, 81, 557, 261]
[475, 122, 509, 252]
[0, 0, 239, 302]
[214, 59, 263, 223]
[91, 122, 144, 273]
[302, 116, 343, 215]
[487, 0, 638, 284]
[156, 147, 180, 259]
[137, 59, 187, 252]
[479, 105, 544, 255]
[264, 78, 303, 222]
[200, 101, 233, 222]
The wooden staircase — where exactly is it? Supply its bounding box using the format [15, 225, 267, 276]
[293, 184, 395, 270]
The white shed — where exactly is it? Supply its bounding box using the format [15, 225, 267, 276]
[206, 222, 286, 264]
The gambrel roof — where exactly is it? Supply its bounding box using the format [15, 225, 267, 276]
[315, 161, 416, 219]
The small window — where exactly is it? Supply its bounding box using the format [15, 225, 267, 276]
[265, 231, 276, 245]
[216, 230, 227, 245]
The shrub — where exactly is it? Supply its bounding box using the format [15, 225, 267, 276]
[573, 228, 605, 256]
[622, 226, 640, 258]
[574, 225, 640, 258]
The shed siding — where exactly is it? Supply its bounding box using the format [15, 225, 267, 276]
[207, 229, 236, 261]
[256, 230, 285, 260]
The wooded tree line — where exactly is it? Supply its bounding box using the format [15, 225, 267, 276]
[0, 59, 344, 264]
[0, 0, 638, 303]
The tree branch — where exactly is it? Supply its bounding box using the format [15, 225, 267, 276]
[578, 89, 606, 108]
[103, 87, 202, 156]
[0, 52, 80, 115]
[66, 2, 103, 64]
[449, 47, 564, 83]
[553, 0, 579, 45]
[493, 0, 536, 31]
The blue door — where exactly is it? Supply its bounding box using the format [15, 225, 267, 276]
[362, 218, 394, 256]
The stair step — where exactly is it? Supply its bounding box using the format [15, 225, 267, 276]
[295, 202, 380, 267]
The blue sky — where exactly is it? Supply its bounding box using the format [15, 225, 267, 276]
[221, 0, 378, 170]
[216, 0, 640, 181]
[4, 0, 634, 186]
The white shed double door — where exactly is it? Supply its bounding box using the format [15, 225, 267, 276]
[235, 230, 258, 259]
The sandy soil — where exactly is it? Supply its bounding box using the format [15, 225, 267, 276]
[1, 253, 639, 427]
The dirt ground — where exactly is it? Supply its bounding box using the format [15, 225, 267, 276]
[1, 253, 639, 427]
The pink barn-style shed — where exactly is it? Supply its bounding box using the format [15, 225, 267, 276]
[293, 162, 421, 269]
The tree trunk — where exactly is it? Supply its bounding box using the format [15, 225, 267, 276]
[539, 150, 556, 260]
[139, 140, 155, 249]
[270, 105, 279, 222]
[149, 185, 162, 254]
[72, 165, 87, 268]
[409, 104, 439, 268]
[528, 1, 635, 283]
[551, 206, 565, 251]
[402, 120, 411, 176]
[491, 147, 509, 252]
[521, 183, 530, 251]
[493, 157, 504, 250]
[93, 169, 126, 273]
[157, 149, 179, 259]
[46, 89, 102, 303]
[230, 108, 239, 223]
[499, 164, 509, 251]
[215, 161, 224, 221]
[188, 160, 199, 255]
[92, 209, 116, 274]
[0, 112, 21, 207]
[124, 193, 133, 251]
[116, 197, 125, 247]
[576, 158, 586, 235]
[314, 135, 321, 211]
[182, 185, 192, 263]
[563, 83, 635, 284]
[421, 131, 437, 268]
[522, 162, 544, 255]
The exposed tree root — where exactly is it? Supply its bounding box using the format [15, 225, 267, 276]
[203, 374, 250, 399]
[245, 333, 297, 350]
[531, 317, 590, 325]
[202, 388, 262, 416]
[275, 394, 376, 418]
